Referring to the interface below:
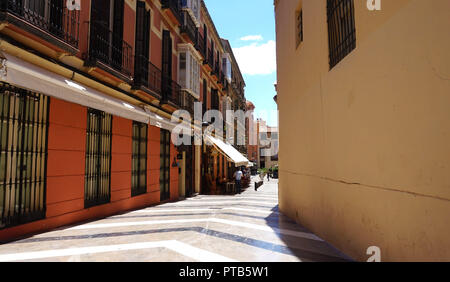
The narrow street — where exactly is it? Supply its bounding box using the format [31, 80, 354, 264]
[0, 178, 351, 262]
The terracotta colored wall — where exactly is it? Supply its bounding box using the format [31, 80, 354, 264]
[0, 98, 164, 242]
[148, 126, 161, 195]
[111, 116, 132, 202]
[46, 98, 87, 218]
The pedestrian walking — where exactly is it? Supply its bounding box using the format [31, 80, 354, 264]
[233, 168, 243, 194]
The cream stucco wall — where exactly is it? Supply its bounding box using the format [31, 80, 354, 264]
[275, 0, 450, 261]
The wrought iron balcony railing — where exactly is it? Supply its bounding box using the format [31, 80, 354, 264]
[0, 0, 80, 49]
[134, 54, 162, 98]
[161, 0, 182, 24]
[219, 72, 225, 86]
[87, 21, 133, 78]
[207, 47, 214, 70]
[180, 90, 197, 116]
[195, 31, 205, 59]
[211, 61, 220, 79]
[162, 75, 181, 106]
[180, 10, 197, 44]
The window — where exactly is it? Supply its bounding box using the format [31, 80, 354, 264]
[131, 121, 148, 197]
[202, 79, 208, 116]
[0, 84, 49, 229]
[327, 0, 356, 69]
[90, 0, 126, 71]
[134, 1, 151, 86]
[178, 44, 201, 97]
[160, 129, 171, 201]
[85, 109, 112, 208]
[162, 30, 173, 100]
[181, 0, 201, 22]
[222, 54, 232, 81]
[296, 9, 303, 48]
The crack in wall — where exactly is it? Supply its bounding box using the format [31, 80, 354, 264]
[281, 169, 450, 203]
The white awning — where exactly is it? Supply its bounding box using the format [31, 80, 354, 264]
[0, 53, 192, 134]
[205, 135, 249, 167]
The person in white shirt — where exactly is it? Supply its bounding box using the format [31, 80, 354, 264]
[233, 168, 243, 194]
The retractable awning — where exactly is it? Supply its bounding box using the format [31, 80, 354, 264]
[0, 52, 191, 134]
[205, 135, 249, 167]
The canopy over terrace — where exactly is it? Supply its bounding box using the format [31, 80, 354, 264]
[205, 135, 249, 167]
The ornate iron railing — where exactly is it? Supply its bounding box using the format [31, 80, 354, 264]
[180, 10, 197, 44]
[195, 31, 205, 59]
[1, 0, 80, 48]
[162, 75, 181, 106]
[179, 90, 197, 116]
[134, 54, 162, 97]
[161, 0, 182, 24]
[87, 21, 133, 77]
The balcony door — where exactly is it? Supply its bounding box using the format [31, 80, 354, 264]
[90, 0, 124, 70]
[134, 1, 151, 86]
[161, 30, 173, 101]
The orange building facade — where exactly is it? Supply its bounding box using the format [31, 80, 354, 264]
[0, 0, 246, 242]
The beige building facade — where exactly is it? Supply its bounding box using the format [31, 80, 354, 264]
[275, 0, 450, 261]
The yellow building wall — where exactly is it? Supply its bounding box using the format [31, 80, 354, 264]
[275, 0, 450, 261]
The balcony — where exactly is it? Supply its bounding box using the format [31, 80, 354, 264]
[180, 90, 197, 116]
[206, 48, 214, 70]
[219, 72, 226, 88]
[133, 55, 162, 100]
[161, 0, 182, 25]
[162, 75, 181, 106]
[211, 62, 220, 80]
[195, 32, 205, 59]
[86, 21, 133, 80]
[0, 0, 80, 51]
[180, 10, 197, 44]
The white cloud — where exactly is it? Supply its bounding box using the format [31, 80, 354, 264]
[240, 35, 264, 41]
[233, 40, 276, 75]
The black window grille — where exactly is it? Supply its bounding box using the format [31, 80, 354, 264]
[296, 9, 303, 47]
[85, 109, 112, 208]
[160, 129, 170, 201]
[327, 0, 356, 69]
[202, 79, 207, 117]
[131, 121, 148, 197]
[88, 0, 133, 77]
[222, 156, 225, 178]
[0, 83, 49, 230]
[2, 0, 80, 48]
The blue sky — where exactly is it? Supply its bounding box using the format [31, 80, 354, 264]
[204, 0, 278, 127]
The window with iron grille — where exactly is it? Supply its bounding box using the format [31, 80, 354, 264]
[160, 129, 170, 201]
[85, 109, 112, 208]
[0, 83, 49, 230]
[131, 121, 148, 197]
[296, 9, 303, 48]
[202, 79, 208, 117]
[327, 0, 356, 69]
